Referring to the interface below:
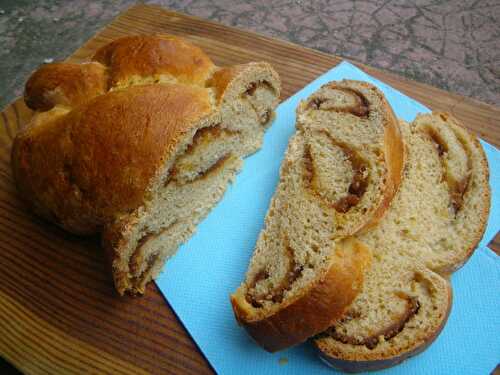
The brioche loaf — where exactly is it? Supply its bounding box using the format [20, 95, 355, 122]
[315, 113, 490, 372]
[11, 35, 281, 295]
[231, 80, 405, 352]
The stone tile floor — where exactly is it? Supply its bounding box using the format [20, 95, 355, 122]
[1, 0, 499, 109]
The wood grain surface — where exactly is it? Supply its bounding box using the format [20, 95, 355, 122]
[0, 4, 498, 374]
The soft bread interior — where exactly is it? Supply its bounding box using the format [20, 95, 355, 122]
[296, 83, 393, 235]
[358, 114, 489, 274]
[241, 132, 357, 311]
[108, 73, 279, 295]
[235, 82, 397, 320]
[316, 257, 449, 361]
[231, 81, 403, 351]
[407, 113, 489, 272]
[315, 115, 489, 362]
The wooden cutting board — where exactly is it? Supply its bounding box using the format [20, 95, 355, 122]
[0, 4, 498, 374]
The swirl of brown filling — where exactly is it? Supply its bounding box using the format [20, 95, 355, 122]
[326, 294, 420, 350]
[243, 80, 275, 124]
[424, 128, 472, 214]
[245, 236, 304, 308]
[167, 153, 233, 186]
[129, 220, 179, 280]
[307, 87, 369, 118]
[303, 131, 368, 213]
[243, 80, 275, 97]
[166, 124, 239, 186]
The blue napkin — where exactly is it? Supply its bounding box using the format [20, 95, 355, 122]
[156, 62, 500, 375]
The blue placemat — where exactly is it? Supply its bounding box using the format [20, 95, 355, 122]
[156, 62, 500, 374]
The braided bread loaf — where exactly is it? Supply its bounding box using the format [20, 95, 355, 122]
[315, 113, 490, 372]
[11, 35, 280, 295]
[231, 80, 404, 352]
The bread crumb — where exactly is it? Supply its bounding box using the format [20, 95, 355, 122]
[278, 357, 288, 366]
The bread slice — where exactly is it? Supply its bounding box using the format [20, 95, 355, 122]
[295, 80, 405, 235]
[11, 35, 281, 295]
[315, 113, 490, 372]
[230, 80, 405, 352]
[100, 61, 280, 295]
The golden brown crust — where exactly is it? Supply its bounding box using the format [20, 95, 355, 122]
[208, 65, 248, 102]
[329, 81, 404, 234]
[101, 214, 138, 294]
[208, 62, 281, 107]
[362, 93, 405, 232]
[230, 80, 403, 353]
[231, 237, 372, 352]
[315, 112, 490, 371]
[92, 35, 215, 87]
[13, 84, 212, 234]
[12, 35, 281, 296]
[315, 283, 452, 372]
[325, 295, 420, 350]
[298, 80, 405, 235]
[24, 62, 108, 111]
[12, 34, 280, 236]
[426, 112, 491, 275]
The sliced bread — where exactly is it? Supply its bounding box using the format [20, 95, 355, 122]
[11, 35, 281, 295]
[315, 113, 490, 372]
[230, 80, 405, 352]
